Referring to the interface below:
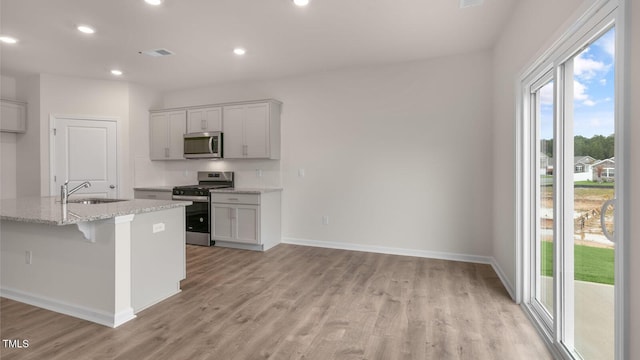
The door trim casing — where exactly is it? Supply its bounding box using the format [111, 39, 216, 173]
[49, 114, 120, 198]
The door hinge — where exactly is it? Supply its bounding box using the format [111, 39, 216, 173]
[54, 175, 57, 182]
[53, 128, 57, 135]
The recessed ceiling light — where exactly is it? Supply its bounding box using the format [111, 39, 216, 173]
[144, 0, 164, 5]
[233, 48, 246, 55]
[110, 69, 123, 76]
[0, 36, 18, 44]
[293, 0, 310, 6]
[77, 25, 95, 34]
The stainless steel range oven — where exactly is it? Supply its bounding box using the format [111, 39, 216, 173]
[172, 171, 234, 246]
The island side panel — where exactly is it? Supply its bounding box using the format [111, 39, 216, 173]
[0, 219, 121, 324]
[130, 207, 186, 313]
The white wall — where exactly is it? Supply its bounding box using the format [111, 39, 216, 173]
[128, 83, 164, 187]
[38, 74, 133, 198]
[155, 51, 495, 258]
[491, 0, 584, 290]
[1, 75, 18, 198]
[15, 75, 41, 197]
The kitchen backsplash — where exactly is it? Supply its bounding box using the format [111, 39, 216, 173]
[134, 156, 282, 188]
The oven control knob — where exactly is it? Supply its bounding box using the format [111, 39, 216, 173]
[200, 217, 204, 222]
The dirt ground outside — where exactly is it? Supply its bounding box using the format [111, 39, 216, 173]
[540, 186, 615, 249]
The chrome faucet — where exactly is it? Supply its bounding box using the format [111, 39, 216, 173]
[61, 180, 91, 204]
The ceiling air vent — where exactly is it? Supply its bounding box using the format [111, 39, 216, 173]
[459, 0, 483, 8]
[140, 48, 175, 57]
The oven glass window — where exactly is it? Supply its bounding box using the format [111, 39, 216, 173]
[185, 202, 209, 233]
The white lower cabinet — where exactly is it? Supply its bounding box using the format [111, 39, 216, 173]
[212, 203, 259, 244]
[210, 191, 281, 251]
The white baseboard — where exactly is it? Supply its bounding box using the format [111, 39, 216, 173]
[281, 237, 515, 300]
[489, 258, 516, 300]
[0, 287, 136, 328]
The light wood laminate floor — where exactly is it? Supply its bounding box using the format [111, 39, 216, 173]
[1, 244, 551, 359]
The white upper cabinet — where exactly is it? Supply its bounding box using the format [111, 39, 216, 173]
[223, 100, 281, 159]
[187, 106, 222, 133]
[149, 110, 186, 160]
[149, 99, 281, 161]
[1, 99, 27, 133]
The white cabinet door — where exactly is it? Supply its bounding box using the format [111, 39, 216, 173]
[212, 204, 234, 242]
[168, 111, 186, 159]
[244, 103, 270, 158]
[222, 105, 245, 158]
[235, 205, 260, 244]
[187, 107, 222, 133]
[149, 110, 186, 160]
[1, 99, 27, 133]
[211, 203, 259, 244]
[222, 102, 274, 159]
[149, 113, 169, 160]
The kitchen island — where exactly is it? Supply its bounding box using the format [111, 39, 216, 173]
[0, 196, 191, 327]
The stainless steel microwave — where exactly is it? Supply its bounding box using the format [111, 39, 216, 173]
[184, 132, 223, 159]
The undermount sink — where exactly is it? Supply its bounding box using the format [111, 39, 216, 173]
[68, 198, 127, 205]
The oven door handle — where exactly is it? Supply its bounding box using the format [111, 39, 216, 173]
[172, 195, 209, 203]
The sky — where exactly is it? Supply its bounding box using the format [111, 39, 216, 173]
[539, 27, 615, 140]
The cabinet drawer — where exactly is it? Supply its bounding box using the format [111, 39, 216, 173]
[211, 193, 260, 205]
[134, 190, 173, 201]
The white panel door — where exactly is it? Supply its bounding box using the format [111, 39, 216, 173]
[52, 117, 117, 198]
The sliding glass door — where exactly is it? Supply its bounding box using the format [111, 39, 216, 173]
[567, 27, 616, 360]
[521, 3, 623, 358]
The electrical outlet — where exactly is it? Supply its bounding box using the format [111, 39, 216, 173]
[298, 168, 306, 177]
[152, 223, 165, 233]
[322, 215, 329, 225]
[25, 250, 32, 265]
[256, 169, 263, 178]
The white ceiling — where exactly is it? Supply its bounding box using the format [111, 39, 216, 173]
[0, 0, 515, 91]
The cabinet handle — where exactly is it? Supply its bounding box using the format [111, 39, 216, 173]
[228, 198, 239, 201]
[165, 148, 170, 158]
[201, 119, 206, 130]
[148, 194, 157, 199]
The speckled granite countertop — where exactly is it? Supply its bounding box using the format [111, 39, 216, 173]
[0, 196, 191, 226]
[210, 188, 283, 194]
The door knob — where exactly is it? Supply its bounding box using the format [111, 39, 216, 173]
[110, 185, 116, 189]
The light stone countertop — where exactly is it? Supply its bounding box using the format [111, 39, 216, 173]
[0, 196, 192, 226]
[210, 188, 283, 194]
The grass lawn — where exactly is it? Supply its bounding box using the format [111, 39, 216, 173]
[574, 180, 614, 188]
[541, 241, 614, 285]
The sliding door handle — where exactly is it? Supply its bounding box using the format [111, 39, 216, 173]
[600, 199, 615, 242]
